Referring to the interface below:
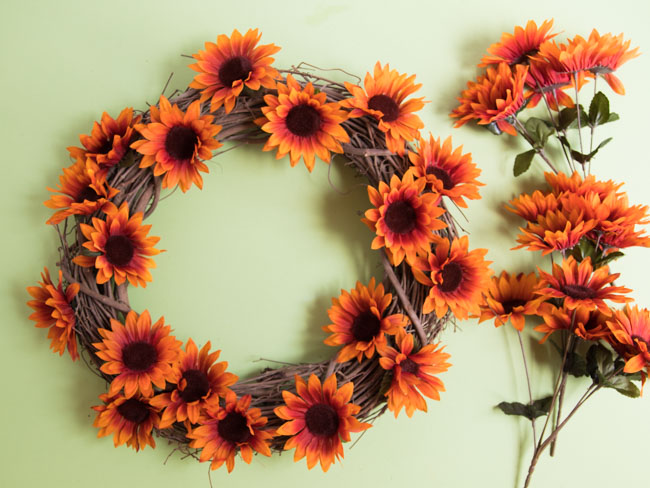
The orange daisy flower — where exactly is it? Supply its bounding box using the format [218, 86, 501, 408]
[44, 159, 119, 225]
[506, 190, 559, 222]
[544, 171, 622, 200]
[526, 57, 576, 110]
[93, 310, 182, 398]
[274, 374, 371, 472]
[405, 134, 483, 208]
[362, 172, 446, 266]
[187, 392, 273, 472]
[451, 63, 528, 136]
[607, 305, 650, 374]
[536, 256, 632, 314]
[258, 74, 350, 172]
[322, 278, 408, 363]
[189, 28, 281, 114]
[477, 271, 543, 331]
[92, 393, 159, 451]
[72, 201, 161, 287]
[480, 19, 556, 67]
[535, 305, 613, 344]
[379, 329, 451, 417]
[150, 338, 238, 428]
[26, 267, 80, 361]
[342, 62, 425, 155]
[411, 236, 492, 319]
[131, 95, 222, 192]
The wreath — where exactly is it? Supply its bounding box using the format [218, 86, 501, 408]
[26, 28, 489, 473]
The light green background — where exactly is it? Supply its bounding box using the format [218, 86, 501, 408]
[3, 1, 649, 487]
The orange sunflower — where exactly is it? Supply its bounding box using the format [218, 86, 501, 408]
[131, 95, 222, 192]
[72, 201, 161, 287]
[477, 271, 544, 331]
[526, 57, 576, 110]
[44, 159, 118, 225]
[379, 329, 451, 417]
[480, 19, 556, 67]
[150, 338, 238, 428]
[544, 171, 622, 199]
[362, 172, 446, 266]
[411, 236, 492, 319]
[93, 310, 182, 398]
[258, 74, 350, 172]
[92, 393, 159, 451]
[26, 267, 80, 361]
[451, 63, 529, 136]
[187, 392, 273, 472]
[322, 278, 408, 363]
[274, 374, 371, 472]
[506, 190, 559, 222]
[189, 28, 281, 113]
[607, 305, 650, 374]
[536, 256, 632, 314]
[342, 62, 425, 155]
[535, 305, 613, 344]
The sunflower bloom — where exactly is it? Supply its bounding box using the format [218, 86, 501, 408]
[607, 305, 650, 374]
[26, 267, 80, 360]
[535, 305, 613, 344]
[506, 190, 559, 222]
[342, 62, 425, 155]
[187, 392, 273, 472]
[526, 57, 577, 110]
[362, 172, 446, 266]
[274, 374, 371, 472]
[379, 329, 451, 417]
[545, 171, 622, 199]
[322, 278, 408, 363]
[72, 201, 161, 287]
[259, 74, 350, 172]
[189, 28, 281, 113]
[93, 310, 182, 398]
[150, 338, 238, 428]
[92, 393, 159, 451]
[480, 19, 556, 67]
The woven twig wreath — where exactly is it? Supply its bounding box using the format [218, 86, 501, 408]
[28, 28, 490, 473]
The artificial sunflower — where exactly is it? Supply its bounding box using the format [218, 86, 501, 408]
[526, 57, 576, 110]
[131, 95, 222, 192]
[26, 267, 80, 360]
[150, 338, 238, 428]
[544, 171, 621, 199]
[342, 62, 425, 155]
[362, 172, 446, 266]
[379, 329, 451, 417]
[187, 392, 273, 472]
[607, 305, 650, 374]
[72, 201, 161, 287]
[92, 393, 159, 451]
[535, 304, 613, 344]
[322, 278, 408, 363]
[480, 19, 556, 67]
[274, 374, 371, 472]
[93, 310, 182, 398]
[258, 74, 350, 172]
[189, 28, 281, 113]
[506, 190, 559, 222]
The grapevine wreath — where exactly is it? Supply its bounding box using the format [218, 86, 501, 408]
[27, 28, 490, 473]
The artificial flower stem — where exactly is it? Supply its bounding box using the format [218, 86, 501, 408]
[572, 72, 586, 177]
[588, 77, 598, 176]
[513, 117, 558, 174]
[516, 330, 537, 450]
[538, 84, 573, 172]
[549, 332, 575, 457]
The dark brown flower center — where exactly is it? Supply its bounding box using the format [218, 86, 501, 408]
[501, 299, 528, 315]
[179, 369, 210, 403]
[426, 166, 454, 190]
[367, 94, 399, 122]
[97, 138, 114, 155]
[217, 411, 252, 444]
[351, 310, 381, 343]
[511, 49, 539, 66]
[117, 398, 150, 424]
[76, 186, 101, 203]
[218, 56, 253, 87]
[121, 341, 158, 372]
[583, 313, 600, 331]
[400, 358, 419, 375]
[165, 126, 198, 161]
[104, 235, 134, 267]
[438, 262, 463, 293]
[285, 104, 321, 137]
[384, 200, 417, 234]
[305, 403, 339, 438]
[561, 284, 597, 300]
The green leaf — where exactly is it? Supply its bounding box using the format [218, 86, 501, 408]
[570, 137, 612, 165]
[588, 91, 610, 127]
[606, 375, 641, 398]
[497, 396, 554, 420]
[514, 149, 536, 177]
[558, 108, 577, 131]
[525, 117, 554, 148]
[586, 343, 616, 383]
[605, 112, 620, 123]
[564, 351, 587, 377]
[594, 251, 625, 267]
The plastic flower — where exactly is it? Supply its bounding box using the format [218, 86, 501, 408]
[258, 74, 350, 172]
[406, 134, 483, 208]
[362, 172, 446, 266]
[274, 374, 371, 472]
[189, 28, 281, 113]
[92, 393, 159, 451]
[72, 202, 161, 287]
[506, 190, 559, 222]
[322, 278, 408, 363]
[480, 19, 556, 66]
[131, 95, 222, 192]
[187, 392, 273, 472]
[379, 329, 451, 417]
[150, 338, 238, 428]
[544, 171, 622, 199]
[26, 267, 80, 360]
[93, 310, 182, 398]
[607, 305, 650, 374]
[411, 236, 492, 319]
[526, 57, 576, 110]
[342, 62, 425, 155]
[535, 305, 612, 344]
